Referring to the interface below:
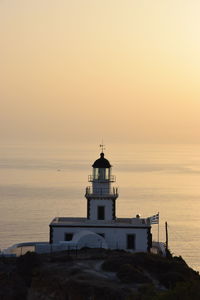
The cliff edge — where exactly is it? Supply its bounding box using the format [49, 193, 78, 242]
[0, 249, 199, 300]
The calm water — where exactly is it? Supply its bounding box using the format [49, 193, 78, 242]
[0, 143, 200, 272]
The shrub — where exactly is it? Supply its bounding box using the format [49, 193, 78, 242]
[117, 264, 151, 284]
[159, 271, 186, 288]
[17, 252, 42, 286]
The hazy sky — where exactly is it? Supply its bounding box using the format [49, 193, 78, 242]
[1, 0, 200, 144]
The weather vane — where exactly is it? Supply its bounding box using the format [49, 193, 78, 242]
[99, 141, 106, 153]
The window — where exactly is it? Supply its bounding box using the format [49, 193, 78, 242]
[105, 168, 110, 180]
[97, 206, 105, 220]
[93, 168, 110, 180]
[127, 234, 135, 250]
[93, 168, 99, 179]
[65, 233, 73, 241]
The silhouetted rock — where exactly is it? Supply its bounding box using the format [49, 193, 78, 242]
[0, 250, 199, 300]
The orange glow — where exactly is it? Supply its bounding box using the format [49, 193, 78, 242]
[1, 0, 200, 143]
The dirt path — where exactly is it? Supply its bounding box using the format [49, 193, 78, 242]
[75, 260, 118, 280]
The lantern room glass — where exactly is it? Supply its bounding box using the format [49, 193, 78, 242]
[93, 168, 110, 180]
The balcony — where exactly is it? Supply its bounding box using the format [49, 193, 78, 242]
[85, 186, 118, 198]
[88, 175, 116, 182]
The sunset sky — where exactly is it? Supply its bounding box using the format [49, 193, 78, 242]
[1, 0, 200, 144]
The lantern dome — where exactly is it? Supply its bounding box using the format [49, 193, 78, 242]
[92, 153, 111, 168]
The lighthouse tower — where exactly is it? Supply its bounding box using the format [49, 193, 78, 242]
[50, 147, 151, 253]
[85, 151, 118, 221]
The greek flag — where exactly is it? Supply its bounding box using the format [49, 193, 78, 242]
[149, 213, 159, 224]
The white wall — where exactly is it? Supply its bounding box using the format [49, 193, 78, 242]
[52, 226, 148, 252]
[93, 181, 110, 194]
[89, 199, 113, 221]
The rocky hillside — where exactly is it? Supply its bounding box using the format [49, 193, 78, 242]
[0, 249, 199, 299]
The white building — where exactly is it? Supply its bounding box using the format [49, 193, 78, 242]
[49, 152, 152, 252]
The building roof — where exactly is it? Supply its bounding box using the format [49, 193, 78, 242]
[92, 152, 111, 168]
[50, 217, 150, 227]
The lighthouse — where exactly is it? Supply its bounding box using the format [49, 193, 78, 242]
[49, 149, 152, 252]
[85, 152, 118, 221]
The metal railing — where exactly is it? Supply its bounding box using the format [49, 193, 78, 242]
[88, 175, 116, 182]
[85, 186, 118, 197]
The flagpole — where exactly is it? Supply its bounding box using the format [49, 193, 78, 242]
[157, 212, 159, 243]
[165, 221, 168, 251]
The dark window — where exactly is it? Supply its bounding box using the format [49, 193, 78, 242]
[98, 233, 105, 238]
[127, 234, 135, 249]
[65, 233, 73, 241]
[97, 206, 105, 220]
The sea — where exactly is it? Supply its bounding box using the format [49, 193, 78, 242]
[0, 143, 200, 272]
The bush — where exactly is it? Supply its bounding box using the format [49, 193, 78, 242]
[158, 280, 200, 300]
[159, 271, 186, 288]
[138, 284, 158, 299]
[102, 254, 136, 272]
[17, 252, 42, 286]
[117, 264, 151, 284]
